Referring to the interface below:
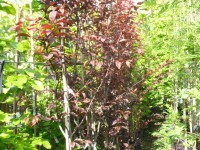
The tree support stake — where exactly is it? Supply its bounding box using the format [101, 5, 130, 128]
[0, 60, 5, 94]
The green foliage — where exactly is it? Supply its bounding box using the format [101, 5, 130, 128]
[0, 1, 16, 15]
[152, 106, 185, 149]
[0, 58, 51, 149]
[0, 108, 51, 149]
[0, 127, 51, 150]
[31, 136, 51, 149]
[16, 40, 30, 52]
[138, 0, 200, 149]
[0, 110, 10, 123]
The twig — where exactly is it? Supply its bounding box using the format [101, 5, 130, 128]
[71, 81, 104, 137]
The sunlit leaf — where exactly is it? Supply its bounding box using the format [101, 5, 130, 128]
[42, 140, 51, 149]
[0, 2, 16, 15]
[41, 24, 52, 29]
[30, 115, 40, 127]
[0, 133, 10, 138]
[16, 40, 30, 52]
[32, 80, 44, 91]
[0, 110, 10, 123]
[49, 10, 57, 22]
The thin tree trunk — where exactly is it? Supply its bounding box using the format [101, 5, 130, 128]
[188, 0, 197, 148]
[192, 98, 196, 150]
[0, 61, 5, 94]
[183, 98, 188, 150]
[173, 79, 178, 113]
[61, 37, 71, 150]
[13, 0, 20, 134]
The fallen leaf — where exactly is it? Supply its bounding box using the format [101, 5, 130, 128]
[137, 49, 144, 55]
[125, 60, 131, 68]
[115, 60, 122, 69]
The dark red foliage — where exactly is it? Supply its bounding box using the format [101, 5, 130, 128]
[30, 115, 40, 127]
[14, 0, 149, 149]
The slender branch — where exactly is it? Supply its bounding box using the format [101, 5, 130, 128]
[13, 0, 20, 134]
[71, 81, 104, 137]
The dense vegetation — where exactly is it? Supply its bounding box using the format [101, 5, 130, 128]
[0, 0, 199, 149]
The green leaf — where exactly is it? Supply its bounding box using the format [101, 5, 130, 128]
[6, 75, 28, 89]
[4, 96, 14, 104]
[32, 80, 44, 91]
[14, 144, 24, 150]
[70, 26, 77, 32]
[0, 110, 10, 123]
[0, 133, 10, 139]
[0, 1, 16, 15]
[25, 68, 35, 78]
[42, 140, 51, 149]
[13, 119, 20, 125]
[31, 138, 42, 146]
[16, 40, 30, 52]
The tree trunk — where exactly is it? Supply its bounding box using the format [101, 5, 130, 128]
[183, 98, 188, 150]
[61, 37, 71, 150]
